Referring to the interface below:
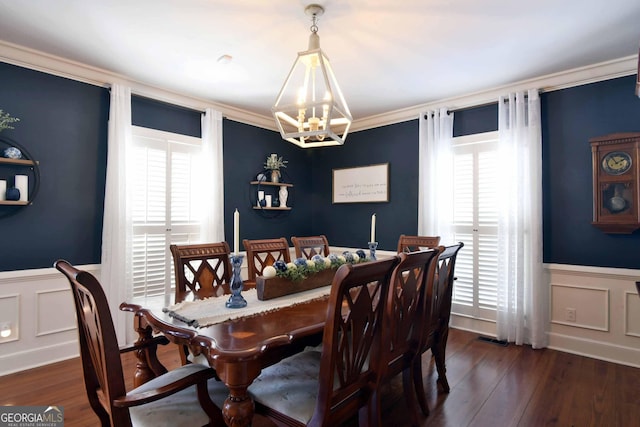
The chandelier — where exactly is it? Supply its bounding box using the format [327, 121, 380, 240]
[272, 4, 352, 148]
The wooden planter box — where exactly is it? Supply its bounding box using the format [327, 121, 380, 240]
[256, 268, 336, 300]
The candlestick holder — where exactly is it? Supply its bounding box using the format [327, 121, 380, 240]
[226, 254, 247, 308]
[368, 242, 378, 261]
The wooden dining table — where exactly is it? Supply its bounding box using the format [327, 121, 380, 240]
[120, 293, 330, 427]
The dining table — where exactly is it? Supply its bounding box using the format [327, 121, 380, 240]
[120, 287, 331, 427]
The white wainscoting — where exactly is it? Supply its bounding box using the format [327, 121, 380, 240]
[449, 263, 640, 368]
[2, 258, 639, 376]
[0, 265, 100, 376]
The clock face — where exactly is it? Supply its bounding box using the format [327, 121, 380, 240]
[602, 151, 632, 175]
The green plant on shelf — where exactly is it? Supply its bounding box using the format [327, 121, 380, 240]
[0, 110, 20, 132]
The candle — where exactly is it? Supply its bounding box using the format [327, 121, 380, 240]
[0, 180, 6, 201]
[370, 213, 376, 242]
[233, 208, 239, 255]
[15, 175, 28, 202]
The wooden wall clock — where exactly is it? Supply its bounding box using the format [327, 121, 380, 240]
[590, 132, 640, 233]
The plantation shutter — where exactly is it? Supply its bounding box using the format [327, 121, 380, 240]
[131, 127, 202, 301]
[451, 132, 499, 321]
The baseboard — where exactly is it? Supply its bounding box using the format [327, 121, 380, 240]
[0, 339, 79, 376]
[548, 331, 640, 368]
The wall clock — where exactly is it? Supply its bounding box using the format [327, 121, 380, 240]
[590, 133, 640, 234]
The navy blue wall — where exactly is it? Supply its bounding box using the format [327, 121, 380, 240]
[309, 121, 419, 251]
[1, 60, 638, 271]
[222, 119, 314, 250]
[0, 62, 109, 271]
[542, 76, 640, 268]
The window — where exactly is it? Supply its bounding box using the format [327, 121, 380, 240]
[451, 131, 499, 321]
[131, 126, 204, 302]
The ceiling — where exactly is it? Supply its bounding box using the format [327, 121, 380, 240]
[0, 0, 639, 122]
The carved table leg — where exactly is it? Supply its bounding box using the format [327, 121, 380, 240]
[131, 314, 167, 387]
[222, 387, 255, 427]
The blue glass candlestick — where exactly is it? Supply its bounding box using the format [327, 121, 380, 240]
[226, 254, 247, 308]
[368, 242, 378, 261]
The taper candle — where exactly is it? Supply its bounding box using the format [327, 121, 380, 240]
[234, 208, 240, 255]
[370, 213, 376, 242]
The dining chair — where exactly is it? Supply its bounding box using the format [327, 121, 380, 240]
[170, 241, 232, 365]
[248, 257, 399, 427]
[291, 235, 330, 259]
[411, 242, 464, 416]
[170, 242, 232, 302]
[396, 234, 441, 253]
[54, 259, 227, 427]
[243, 237, 291, 287]
[378, 247, 442, 426]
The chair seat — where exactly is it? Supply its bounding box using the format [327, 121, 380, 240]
[129, 364, 228, 427]
[249, 349, 322, 425]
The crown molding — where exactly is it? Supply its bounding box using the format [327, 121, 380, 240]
[1, 40, 636, 134]
[0, 40, 276, 131]
[351, 55, 639, 132]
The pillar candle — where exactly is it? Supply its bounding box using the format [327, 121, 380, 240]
[257, 190, 264, 207]
[370, 213, 376, 242]
[265, 195, 272, 208]
[15, 175, 28, 202]
[0, 180, 6, 201]
[234, 208, 239, 255]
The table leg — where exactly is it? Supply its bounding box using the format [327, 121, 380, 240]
[130, 314, 167, 387]
[222, 386, 254, 427]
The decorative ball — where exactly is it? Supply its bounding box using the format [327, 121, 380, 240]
[294, 258, 307, 267]
[273, 260, 287, 272]
[356, 249, 366, 259]
[5, 187, 20, 201]
[256, 173, 266, 182]
[263, 265, 277, 278]
[342, 251, 355, 263]
[3, 147, 22, 159]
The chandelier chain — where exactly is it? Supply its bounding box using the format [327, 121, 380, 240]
[310, 14, 319, 34]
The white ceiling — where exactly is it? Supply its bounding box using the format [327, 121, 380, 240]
[0, 0, 639, 121]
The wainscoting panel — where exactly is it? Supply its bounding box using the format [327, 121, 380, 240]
[0, 293, 20, 343]
[550, 284, 609, 331]
[625, 291, 640, 338]
[35, 288, 76, 337]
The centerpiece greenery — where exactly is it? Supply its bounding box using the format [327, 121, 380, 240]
[273, 250, 369, 282]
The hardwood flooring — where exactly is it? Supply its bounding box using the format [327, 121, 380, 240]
[1, 328, 639, 426]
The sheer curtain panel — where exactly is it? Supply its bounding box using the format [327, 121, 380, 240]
[496, 89, 547, 349]
[100, 84, 133, 345]
[418, 108, 454, 242]
[200, 108, 224, 242]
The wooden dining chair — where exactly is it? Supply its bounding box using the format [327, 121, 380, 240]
[243, 237, 291, 287]
[248, 257, 399, 427]
[291, 235, 330, 259]
[170, 242, 232, 365]
[170, 242, 232, 302]
[378, 247, 442, 426]
[411, 242, 464, 416]
[54, 259, 227, 427]
[396, 234, 441, 253]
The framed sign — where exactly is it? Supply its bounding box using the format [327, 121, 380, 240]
[332, 163, 389, 203]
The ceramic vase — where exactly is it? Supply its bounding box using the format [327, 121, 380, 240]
[279, 185, 288, 208]
[270, 169, 280, 183]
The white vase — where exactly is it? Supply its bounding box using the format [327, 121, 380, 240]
[279, 185, 288, 208]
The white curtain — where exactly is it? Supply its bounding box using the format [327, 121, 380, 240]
[199, 108, 224, 242]
[100, 84, 133, 345]
[418, 108, 454, 243]
[496, 89, 547, 349]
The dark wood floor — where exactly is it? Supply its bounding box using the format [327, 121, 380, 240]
[2, 328, 639, 426]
